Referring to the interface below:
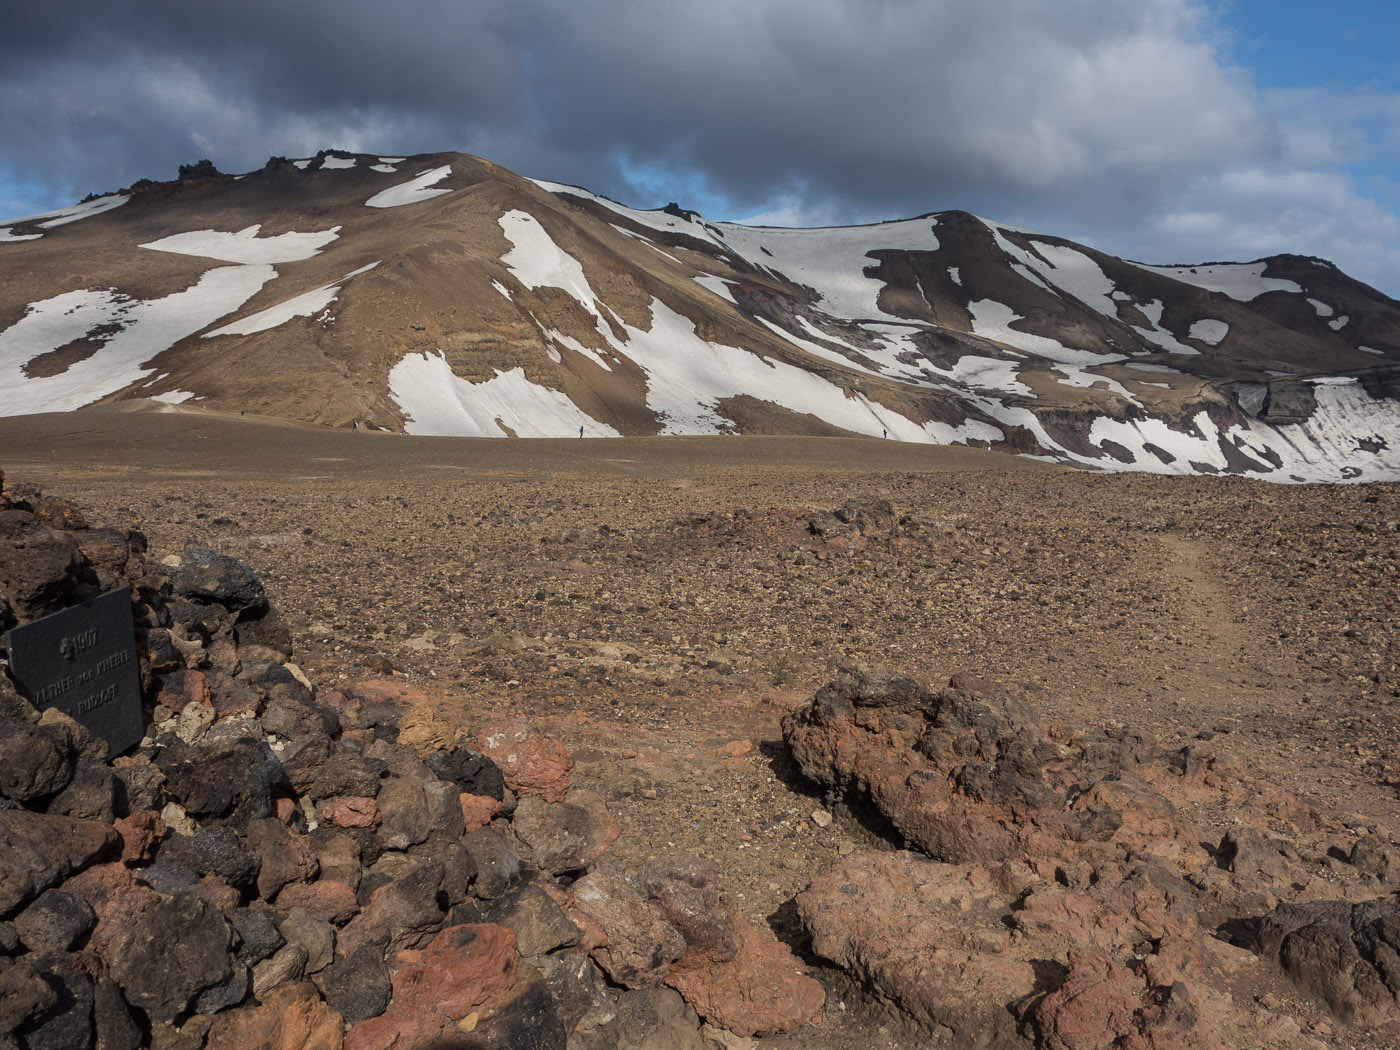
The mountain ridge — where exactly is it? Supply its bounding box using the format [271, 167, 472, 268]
[2, 149, 1397, 481]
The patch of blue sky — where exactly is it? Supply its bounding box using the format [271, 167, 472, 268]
[1217, 0, 1398, 203]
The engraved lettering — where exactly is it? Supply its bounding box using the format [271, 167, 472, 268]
[58, 627, 100, 661]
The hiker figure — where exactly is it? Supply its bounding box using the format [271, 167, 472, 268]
[352, 420, 358, 431]
[579, 425, 584, 438]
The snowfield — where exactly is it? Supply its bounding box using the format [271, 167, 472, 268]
[1, 194, 130, 232]
[1138, 261, 1304, 300]
[141, 224, 341, 263]
[0, 267, 274, 415]
[204, 263, 379, 338]
[366, 166, 453, 208]
[390, 354, 620, 437]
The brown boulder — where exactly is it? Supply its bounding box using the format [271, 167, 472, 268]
[0, 809, 119, 914]
[205, 981, 344, 1050]
[571, 873, 685, 989]
[107, 893, 240, 1023]
[277, 881, 361, 925]
[665, 920, 824, 1037]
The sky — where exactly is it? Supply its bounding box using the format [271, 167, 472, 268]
[2, 0, 1397, 296]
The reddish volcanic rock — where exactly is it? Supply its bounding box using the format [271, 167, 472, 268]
[665, 921, 824, 1037]
[156, 668, 211, 713]
[205, 980, 345, 1050]
[1029, 948, 1225, 1050]
[319, 795, 381, 830]
[343, 924, 524, 1050]
[472, 716, 574, 802]
[570, 873, 685, 989]
[459, 791, 502, 832]
[277, 880, 361, 925]
[113, 809, 166, 864]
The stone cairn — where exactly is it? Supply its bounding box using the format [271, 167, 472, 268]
[0, 472, 822, 1050]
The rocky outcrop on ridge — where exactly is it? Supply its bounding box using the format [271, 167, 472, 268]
[785, 668, 1400, 1049]
[0, 472, 822, 1049]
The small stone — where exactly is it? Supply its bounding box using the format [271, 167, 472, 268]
[459, 792, 502, 832]
[319, 796, 381, 830]
[14, 889, 96, 954]
[278, 908, 336, 975]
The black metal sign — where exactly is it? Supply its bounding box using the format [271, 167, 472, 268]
[4, 589, 144, 754]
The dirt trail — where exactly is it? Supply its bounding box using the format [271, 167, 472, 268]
[1156, 532, 1257, 702]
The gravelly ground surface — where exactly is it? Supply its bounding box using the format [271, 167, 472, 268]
[6, 406, 1399, 1048]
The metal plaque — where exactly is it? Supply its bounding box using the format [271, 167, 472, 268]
[4, 588, 144, 754]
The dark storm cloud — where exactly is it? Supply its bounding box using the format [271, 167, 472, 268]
[2, 0, 1396, 291]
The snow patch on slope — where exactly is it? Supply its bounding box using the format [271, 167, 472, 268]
[390, 353, 619, 437]
[204, 263, 378, 338]
[366, 165, 453, 208]
[0, 267, 275, 415]
[711, 219, 940, 322]
[1137, 261, 1303, 300]
[141, 224, 340, 264]
[2, 194, 130, 232]
[498, 210, 604, 322]
[1188, 319, 1229, 345]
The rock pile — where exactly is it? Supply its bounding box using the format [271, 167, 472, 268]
[784, 669, 1400, 1048]
[0, 474, 821, 1050]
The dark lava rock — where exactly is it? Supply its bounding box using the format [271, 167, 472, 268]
[0, 958, 57, 1037]
[0, 510, 96, 623]
[1248, 893, 1400, 1024]
[337, 860, 445, 958]
[160, 824, 260, 890]
[107, 894, 236, 1024]
[375, 776, 433, 851]
[425, 747, 505, 801]
[0, 722, 73, 803]
[14, 888, 96, 953]
[531, 950, 617, 1040]
[170, 545, 266, 614]
[463, 827, 523, 900]
[314, 942, 391, 1022]
[17, 951, 97, 1050]
[110, 754, 164, 813]
[93, 975, 142, 1050]
[303, 749, 387, 802]
[481, 880, 580, 957]
[44, 761, 117, 823]
[229, 906, 284, 966]
[0, 809, 119, 914]
[153, 733, 287, 826]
